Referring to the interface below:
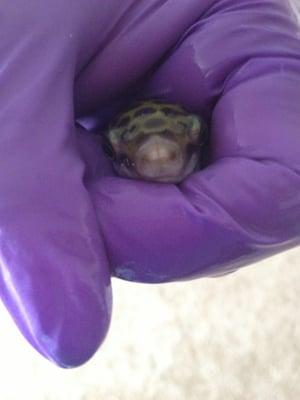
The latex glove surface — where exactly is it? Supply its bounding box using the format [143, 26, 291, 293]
[0, 0, 125, 368]
[81, 0, 300, 282]
[1, 0, 300, 369]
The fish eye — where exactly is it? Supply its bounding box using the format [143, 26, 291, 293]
[102, 140, 116, 160]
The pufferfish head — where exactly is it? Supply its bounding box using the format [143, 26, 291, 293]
[102, 100, 208, 183]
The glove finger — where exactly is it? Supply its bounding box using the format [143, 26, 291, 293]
[0, 29, 112, 367]
[74, 1, 207, 116]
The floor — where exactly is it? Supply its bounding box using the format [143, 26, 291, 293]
[0, 245, 299, 400]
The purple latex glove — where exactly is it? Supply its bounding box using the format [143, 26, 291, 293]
[1, 0, 300, 368]
[0, 0, 123, 368]
[79, 0, 300, 282]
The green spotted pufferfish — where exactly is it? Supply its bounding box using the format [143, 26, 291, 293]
[101, 100, 208, 183]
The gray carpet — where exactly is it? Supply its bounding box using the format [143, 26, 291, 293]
[0, 246, 299, 400]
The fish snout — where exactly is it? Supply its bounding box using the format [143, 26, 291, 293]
[135, 136, 185, 180]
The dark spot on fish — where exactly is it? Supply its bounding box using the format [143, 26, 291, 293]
[121, 130, 130, 142]
[116, 116, 130, 128]
[134, 107, 156, 118]
[162, 107, 185, 116]
[177, 121, 188, 130]
[128, 124, 137, 132]
[145, 118, 165, 129]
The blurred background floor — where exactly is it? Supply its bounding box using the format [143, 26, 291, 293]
[0, 245, 299, 400]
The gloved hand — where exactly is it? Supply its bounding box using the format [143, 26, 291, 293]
[1, 0, 300, 369]
[81, 0, 300, 282]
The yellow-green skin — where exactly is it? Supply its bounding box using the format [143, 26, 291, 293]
[102, 100, 206, 183]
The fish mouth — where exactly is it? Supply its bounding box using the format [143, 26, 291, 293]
[137, 169, 186, 183]
[150, 153, 200, 183]
[115, 152, 199, 183]
[136, 169, 183, 182]
[150, 176, 182, 183]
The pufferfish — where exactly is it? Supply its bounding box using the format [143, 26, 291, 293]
[101, 100, 208, 183]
